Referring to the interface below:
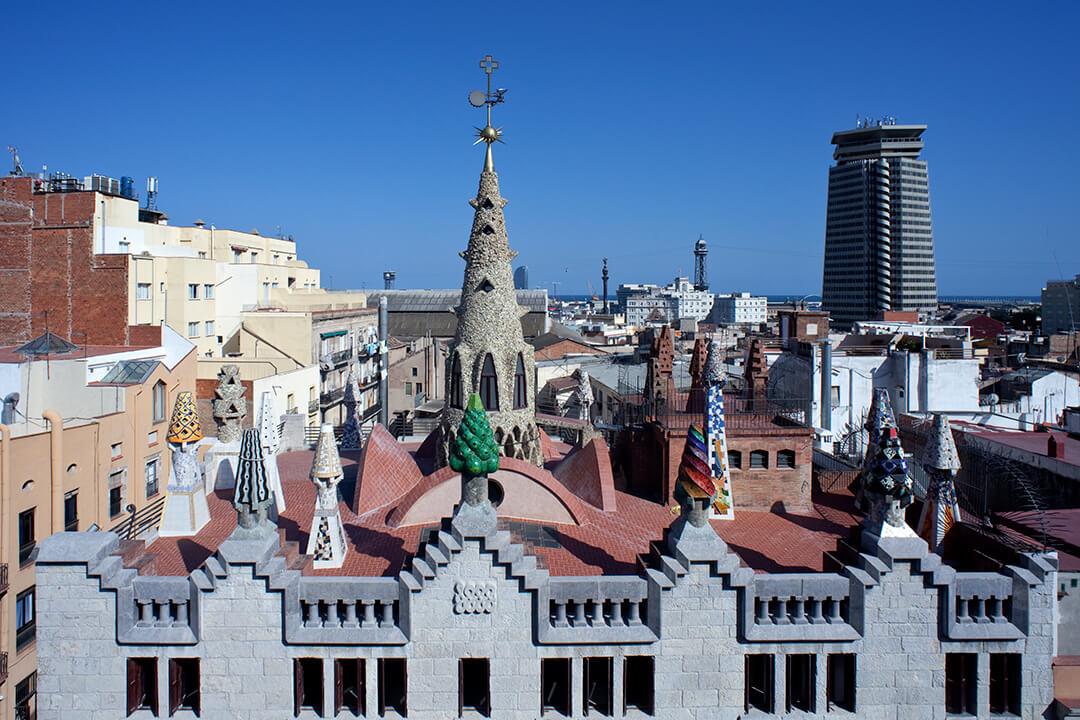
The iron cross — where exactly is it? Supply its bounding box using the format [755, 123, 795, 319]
[479, 55, 499, 76]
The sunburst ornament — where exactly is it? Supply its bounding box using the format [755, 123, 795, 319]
[473, 124, 504, 146]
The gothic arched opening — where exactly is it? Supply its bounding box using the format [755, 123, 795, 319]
[450, 353, 464, 409]
[513, 353, 527, 409]
[480, 354, 499, 411]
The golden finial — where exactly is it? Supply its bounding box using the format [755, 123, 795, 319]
[468, 54, 507, 171]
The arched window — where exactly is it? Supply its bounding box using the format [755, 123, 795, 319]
[749, 450, 769, 469]
[449, 353, 463, 409]
[777, 449, 796, 469]
[152, 381, 167, 423]
[727, 450, 742, 469]
[513, 353, 527, 409]
[479, 354, 499, 411]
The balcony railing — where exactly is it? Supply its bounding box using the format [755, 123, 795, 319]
[0, 563, 7, 595]
[308, 399, 319, 414]
[329, 349, 352, 366]
[15, 621, 34, 652]
[320, 387, 344, 406]
[617, 389, 810, 435]
[0, 651, 6, 685]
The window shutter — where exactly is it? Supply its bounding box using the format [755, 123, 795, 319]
[583, 658, 591, 716]
[402, 659, 408, 716]
[358, 660, 367, 716]
[564, 660, 572, 715]
[622, 657, 628, 715]
[294, 659, 303, 717]
[169, 659, 180, 715]
[766, 655, 775, 714]
[810, 655, 817, 713]
[458, 659, 464, 717]
[377, 661, 385, 716]
[334, 660, 344, 715]
[191, 659, 201, 716]
[743, 656, 749, 713]
[127, 658, 141, 715]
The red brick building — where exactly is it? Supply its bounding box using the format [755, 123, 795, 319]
[0, 176, 132, 346]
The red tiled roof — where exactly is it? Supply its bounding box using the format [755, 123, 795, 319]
[553, 438, 617, 512]
[352, 424, 424, 514]
[957, 423, 1079, 467]
[144, 444, 861, 579]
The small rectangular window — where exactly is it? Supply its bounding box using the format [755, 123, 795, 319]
[127, 657, 157, 716]
[405, 382, 413, 396]
[745, 654, 774, 713]
[294, 657, 323, 716]
[64, 490, 78, 531]
[335, 658, 365, 716]
[378, 658, 407, 716]
[945, 653, 977, 715]
[137, 283, 151, 300]
[990, 653, 1021, 716]
[826, 653, 855, 712]
[728, 450, 742, 469]
[583, 657, 613, 716]
[111, 442, 123, 459]
[786, 654, 815, 713]
[458, 658, 490, 717]
[541, 658, 571, 717]
[18, 508, 35, 565]
[416, 382, 422, 394]
[777, 449, 796, 469]
[197, 251, 207, 258]
[205, 320, 215, 336]
[749, 450, 769, 469]
[187, 283, 199, 300]
[168, 658, 200, 715]
[146, 457, 160, 498]
[623, 656, 654, 715]
[110, 484, 123, 518]
[187, 322, 199, 338]
[15, 587, 35, 650]
[412, 367, 418, 377]
[15, 672, 36, 720]
[204, 283, 214, 299]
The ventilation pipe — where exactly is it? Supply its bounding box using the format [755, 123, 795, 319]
[379, 296, 389, 428]
[1, 393, 18, 424]
[43, 410, 64, 533]
[820, 341, 832, 432]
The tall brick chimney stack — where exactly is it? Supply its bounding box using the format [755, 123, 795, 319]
[745, 338, 769, 403]
[1048, 433, 1065, 459]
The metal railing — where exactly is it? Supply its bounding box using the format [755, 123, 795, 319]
[0, 563, 7, 596]
[320, 387, 344, 405]
[0, 651, 7, 686]
[617, 389, 810, 434]
[108, 495, 167, 540]
[329, 349, 352, 366]
[308, 399, 319, 414]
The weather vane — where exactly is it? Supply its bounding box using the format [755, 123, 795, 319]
[468, 54, 507, 169]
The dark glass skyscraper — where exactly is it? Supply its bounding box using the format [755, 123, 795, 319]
[822, 122, 938, 327]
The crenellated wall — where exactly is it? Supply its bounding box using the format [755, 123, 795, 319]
[34, 517, 1057, 719]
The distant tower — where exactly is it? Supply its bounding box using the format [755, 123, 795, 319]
[383, 271, 396, 290]
[822, 120, 938, 327]
[601, 257, 609, 314]
[513, 265, 529, 290]
[693, 235, 708, 291]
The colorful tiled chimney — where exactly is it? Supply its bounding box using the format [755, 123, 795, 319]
[159, 391, 211, 537]
[704, 340, 734, 519]
[307, 424, 348, 568]
[917, 413, 962, 552]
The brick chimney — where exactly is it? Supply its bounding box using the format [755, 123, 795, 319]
[1048, 433, 1065, 459]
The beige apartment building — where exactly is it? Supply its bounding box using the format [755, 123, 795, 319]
[0, 328, 196, 720]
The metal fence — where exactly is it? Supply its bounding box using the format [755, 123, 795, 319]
[615, 386, 809, 435]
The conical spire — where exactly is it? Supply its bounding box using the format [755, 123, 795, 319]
[167, 391, 202, 445]
[234, 428, 273, 530]
[921, 413, 961, 472]
[703, 339, 726, 387]
[917, 413, 962, 551]
[675, 424, 717, 528]
[258, 391, 280, 455]
[311, 424, 344, 481]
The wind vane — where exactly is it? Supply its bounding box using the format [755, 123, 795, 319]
[468, 54, 507, 170]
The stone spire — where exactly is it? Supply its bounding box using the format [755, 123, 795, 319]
[859, 396, 915, 534]
[644, 326, 674, 419]
[159, 391, 211, 537]
[340, 365, 364, 450]
[257, 391, 285, 517]
[917, 413, 962, 552]
[306, 424, 348, 568]
[572, 368, 594, 422]
[231, 428, 275, 536]
[437, 77, 541, 467]
[212, 364, 246, 443]
[703, 340, 733, 519]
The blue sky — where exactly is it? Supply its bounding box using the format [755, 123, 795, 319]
[4, 2, 1077, 297]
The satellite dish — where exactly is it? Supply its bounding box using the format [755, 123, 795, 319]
[468, 90, 486, 108]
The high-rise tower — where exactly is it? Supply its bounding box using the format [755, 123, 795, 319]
[438, 55, 542, 467]
[821, 120, 938, 327]
[693, 235, 708, 291]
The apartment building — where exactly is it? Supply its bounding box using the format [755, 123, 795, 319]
[0, 327, 195, 720]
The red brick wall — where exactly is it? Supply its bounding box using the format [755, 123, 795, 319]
[0, 178, 131, 346]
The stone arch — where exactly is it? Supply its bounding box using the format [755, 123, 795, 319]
[494, 428, 505, 446]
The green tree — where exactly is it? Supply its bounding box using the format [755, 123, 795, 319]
[450, 394, 500, 477]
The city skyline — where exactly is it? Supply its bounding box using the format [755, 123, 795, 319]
[3, 2, 1077, 296]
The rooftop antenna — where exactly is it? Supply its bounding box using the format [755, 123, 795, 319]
[468, 54, 507, 171]
[145, 177, 158, 210]
[7, 146, 23, 176]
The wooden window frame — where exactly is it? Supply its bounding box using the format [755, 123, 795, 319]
[335, 658, 365, 716]
[777, 449, 796, 469]
[168, 657, 200, 716]
[458, 658, 490, 717]
[945, 653, 977, 715]
[127, 657, 158, 716]
[623, 655, 654, 716]
[293, 657, 323, 717]
[744, 653, 774, 713]
[541, 658, 571, 717]
[583, 657, 613, 717]
[990, 653, 1021, 716]
[377, 658, 407, 717]
[826, 653, 856, 712]
[785, 653, 816, 713]
[749, 450, 769, 469]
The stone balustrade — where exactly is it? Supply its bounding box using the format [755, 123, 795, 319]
[538, 577, 657, 644]
[286, 577, 407, 645]
[945, 572, 1022, 640]
[742, 574, 861, 642]
[120, 576, 200, 644]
